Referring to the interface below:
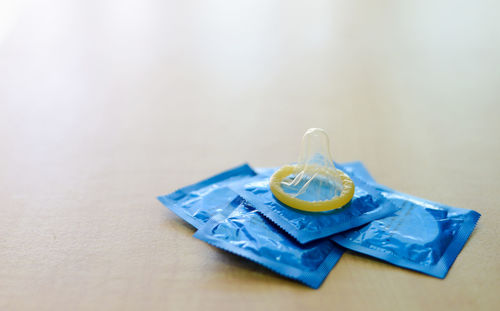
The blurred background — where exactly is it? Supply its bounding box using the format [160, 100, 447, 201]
[0, 0, 499, 310]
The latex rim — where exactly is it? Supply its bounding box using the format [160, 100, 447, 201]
[270, 165, 355, 212]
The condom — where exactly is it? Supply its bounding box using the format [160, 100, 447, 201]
[330, 168, 481, 279]
[157, 164, 257, 228]
[194, 196, 344, 289]
[270, 128, 355, 212]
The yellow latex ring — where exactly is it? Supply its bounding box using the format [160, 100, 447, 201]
[270, 165, 355, 212]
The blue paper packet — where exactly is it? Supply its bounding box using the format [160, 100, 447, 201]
[194, 196, 344, 289]
[331, 183, 481, 278]
[228, 163, 398, 244]
[157, 164, 257, 228]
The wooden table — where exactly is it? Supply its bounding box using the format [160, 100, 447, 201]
[1, 1, 498, 310]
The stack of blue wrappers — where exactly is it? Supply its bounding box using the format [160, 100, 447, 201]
[158, 162, 480, 289]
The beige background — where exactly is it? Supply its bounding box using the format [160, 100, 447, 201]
[1, 0, 499, 310]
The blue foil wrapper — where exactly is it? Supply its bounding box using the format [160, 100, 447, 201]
[194, 196, 344, 289]
[157, 164, 257, 228]
[228, 163, 398, 244]
[157, 162, 369, 230]
[331, 162, 480, 278]
[338, 161, 375, 184]
[331, 183, 480, 278]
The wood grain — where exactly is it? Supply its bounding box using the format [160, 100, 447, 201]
[0, 1, 499, 310]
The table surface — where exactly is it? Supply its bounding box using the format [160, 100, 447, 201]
[1, 1, 499, 310]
